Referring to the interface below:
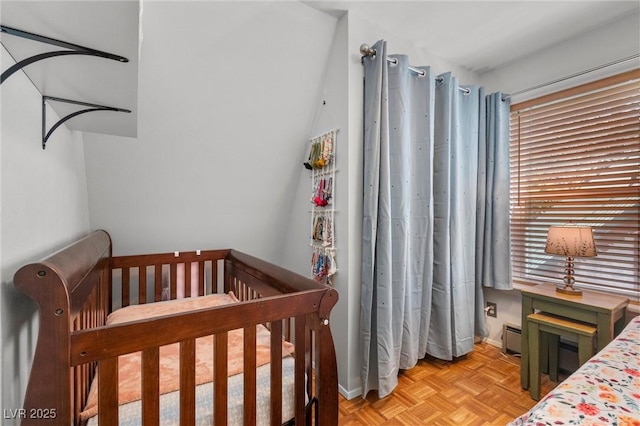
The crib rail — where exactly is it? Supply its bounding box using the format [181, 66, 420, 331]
[70, 292, 326, 425]
[110, 249, 230, 307]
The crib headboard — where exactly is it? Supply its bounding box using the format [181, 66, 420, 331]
[13, 230, 112, 424]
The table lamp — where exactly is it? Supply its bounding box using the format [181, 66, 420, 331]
[544, 226, 597, 295]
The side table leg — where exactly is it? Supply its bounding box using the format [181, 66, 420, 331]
[521, 295, 533, 389]
[528, 320, 541, 401]
[596, 313, 612, 351]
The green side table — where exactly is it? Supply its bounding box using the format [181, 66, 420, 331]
[520, 284, 628, 392]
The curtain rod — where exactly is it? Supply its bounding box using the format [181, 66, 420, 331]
[360, 44, 471, 94]
[361, 44, 639, 100]
[503, 54, 639, 100]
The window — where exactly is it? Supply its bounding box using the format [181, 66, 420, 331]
[510, 70, 639, 301]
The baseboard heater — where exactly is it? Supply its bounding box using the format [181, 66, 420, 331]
[502, 322, 580, 372]
[502, 323, 522, 355]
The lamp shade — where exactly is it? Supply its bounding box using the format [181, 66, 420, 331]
[545, 226, 597, 257]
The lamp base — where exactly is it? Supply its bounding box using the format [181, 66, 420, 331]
[557, 257, 582, 296]
[556, 286, 582, 296]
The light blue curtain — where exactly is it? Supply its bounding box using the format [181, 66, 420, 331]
[361, 41, 435, 398]
[361, 40, 511, 398]
[428, 72, 482, 359]
[476, 93, 512, 291]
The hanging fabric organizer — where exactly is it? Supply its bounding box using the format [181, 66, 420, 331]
[305, 129, 338, 285]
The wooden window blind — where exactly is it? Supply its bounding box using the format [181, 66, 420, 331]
[510, 69, 640, 301]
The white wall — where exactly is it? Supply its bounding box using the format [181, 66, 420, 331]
[1, 48, 91, 420]
[83, 1, 337, 262]
[280, 12, 352, 395]
[478, 11, 640, 348]
[482, 12, 640, 101]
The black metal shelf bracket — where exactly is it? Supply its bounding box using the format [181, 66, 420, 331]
[1, 25, 129, 84]
[42, 96, 131, 150]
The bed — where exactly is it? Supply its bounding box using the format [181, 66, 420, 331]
[13, 230, 339, 425]
[509, 314, 640, 425]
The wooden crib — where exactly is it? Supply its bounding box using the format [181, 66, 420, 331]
[13, 230, 339, 425]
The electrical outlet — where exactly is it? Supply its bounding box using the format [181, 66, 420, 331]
[486, 302, 497, 318]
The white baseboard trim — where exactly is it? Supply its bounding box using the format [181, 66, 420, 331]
[484, 338, 502, 349]
[475, 335, 503, 350]
[339, 383, 362, 400]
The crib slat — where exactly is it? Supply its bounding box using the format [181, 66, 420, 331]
[92, 298, 97, 327]
[180, 339, 196, 424]
[122, 267, 130, 307]
[305, 327, 312, 404]
[243, 326, 257, 425]
[74, 365, 82, 424]
[224, 263, 233, 294]
[139, 267, 147, 304]
[214, 333, 228, 425]
[284, 318, 291, 342]
[103, 265, 113, 316]
[199, 260, 206, 295]
[141, 348, 160, 426]
[294, 315, 307, 424]
[270, 320, 283, 425]
[212, 260, 218, 294]
[154, 264, 162, 301]
[184, 262, 191, 297]
[98, 357, 118, 426]
[170, 263, 177, 300]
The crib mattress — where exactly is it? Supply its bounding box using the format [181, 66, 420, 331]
[508, 315, 640, 425]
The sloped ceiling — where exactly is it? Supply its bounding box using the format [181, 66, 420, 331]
[303, 1, 640, 75]
[1, 1, 139, 138]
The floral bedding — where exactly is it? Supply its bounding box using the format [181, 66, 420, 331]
[509, 315, 640, 426]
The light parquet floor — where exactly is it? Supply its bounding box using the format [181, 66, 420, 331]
[338, 342, 562, 426]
